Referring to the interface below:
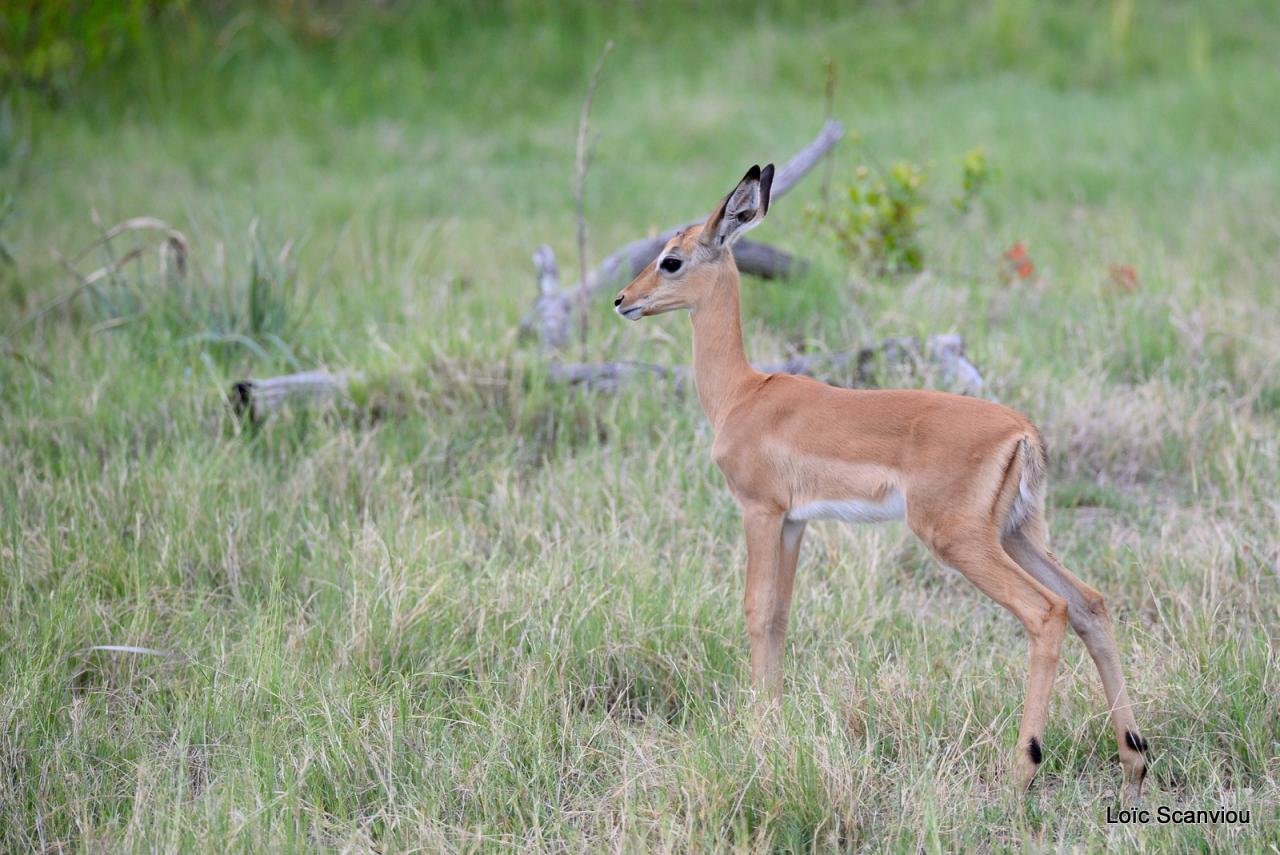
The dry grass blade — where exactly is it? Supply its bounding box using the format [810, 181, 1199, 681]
[88, 645, 174, 658]
[6, 246, 126, 335]
[80, 246, 145, 286]
[71, 216, 191, 266]
[17, 217, 194, 334]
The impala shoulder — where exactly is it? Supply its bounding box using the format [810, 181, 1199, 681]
[709, 432, 735, 467]
[710, 419, 760, 465]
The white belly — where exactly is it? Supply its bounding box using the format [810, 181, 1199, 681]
[786, 489, 906, 524]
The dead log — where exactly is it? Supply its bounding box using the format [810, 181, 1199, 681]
[231, 370, 354, 421]
[231, 334, 984, 417]
[233, 115, 986, 420]
[611, 236, 805, 284]
[926, 333, 985, 393]
[524, 241, 802, 350]
[529, 245, 571, 350]
[522, 120, 843, 347]
[545, 334, 985, 394]
[579, 118, 842, 302]
[727, 240, 807, 281]
[548, 360, 682, 394]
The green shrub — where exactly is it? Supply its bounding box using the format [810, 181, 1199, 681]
[1, 1, 184, 98]
[952, 146, 996, 214]
[811, 159, 927, 274]
[810, 145, 1002, 275]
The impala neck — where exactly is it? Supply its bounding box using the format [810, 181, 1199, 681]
[690, 257, 758, 429]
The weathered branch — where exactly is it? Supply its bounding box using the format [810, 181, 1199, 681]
[725, 240, 808, 281]
[581, 118, 842, 301]
[230, 333, 983, 417]
[231, 120, 993, 420]
[523, 120, 843, 346]
[548, 360, 682, 394]
[522, 241, 803, 350]
[615, 237, 805, 282]
[231, 370, 354, 421]
[926, 333, 985, 393]
[528, 244, 572, 350]
[549, 334, 984, 394]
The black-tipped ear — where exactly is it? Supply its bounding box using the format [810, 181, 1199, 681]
[701, 164, 772, 251]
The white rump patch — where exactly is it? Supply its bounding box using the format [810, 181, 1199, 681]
[787, 489, 906, 525]
[1004, 476, 1038, 533]
[1002, 436, 1045, 534]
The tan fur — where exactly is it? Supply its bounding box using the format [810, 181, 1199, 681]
[614, 165, 1148, 799]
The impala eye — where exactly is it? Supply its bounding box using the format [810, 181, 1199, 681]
[659, 256, 682, 273]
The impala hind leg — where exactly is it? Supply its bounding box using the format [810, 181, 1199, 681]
[923, 530, 1069, 791]
[1003, 516, 1148, 800]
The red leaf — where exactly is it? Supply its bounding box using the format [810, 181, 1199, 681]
[1109, 265, 1139, 291]
[1002, 242, 1035, 282]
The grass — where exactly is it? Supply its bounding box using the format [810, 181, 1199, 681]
[2, 1, 1279, 851]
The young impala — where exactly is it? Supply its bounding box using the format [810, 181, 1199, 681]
[613, 164, 1149, 798]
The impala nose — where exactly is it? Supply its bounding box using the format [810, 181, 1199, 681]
[614, 295, 624, 307]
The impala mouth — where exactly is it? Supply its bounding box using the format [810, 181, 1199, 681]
[617, 304, 645, 321]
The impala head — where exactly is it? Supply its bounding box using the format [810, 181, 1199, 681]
[615, 163, 774, 320]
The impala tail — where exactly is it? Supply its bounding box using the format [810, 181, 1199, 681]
[1000, 432, 1048, 534]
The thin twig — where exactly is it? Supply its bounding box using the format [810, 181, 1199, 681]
[821, 56, 837, 207]
[573, 39, 614, 356]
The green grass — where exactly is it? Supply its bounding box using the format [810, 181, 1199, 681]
[3, 1, 1279, 851]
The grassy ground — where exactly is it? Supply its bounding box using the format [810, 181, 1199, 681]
[3, 1, 1279, 851]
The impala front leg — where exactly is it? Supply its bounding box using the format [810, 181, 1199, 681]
[775, 519, 806, 649]
[741, 506, 788, 700]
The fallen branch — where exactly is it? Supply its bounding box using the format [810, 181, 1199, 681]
[586, 118, 843, 301]
[548, 360, 682, 394]
[232, 333, 984, 418]
[925, 333, 985, 392]
[528, 245, 571, 350]
[730, 240, 807, 281]
[550, 334, 984, 394]
[523, 120, 843, 348]
[524, 241, 802, 350]
[229, 119, 989, 420]
[231, 370, 354, 421]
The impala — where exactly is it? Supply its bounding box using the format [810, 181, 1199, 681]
[613, 164, 1149, 798]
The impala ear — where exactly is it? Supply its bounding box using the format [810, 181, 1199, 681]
[701, 163, 775, 252]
